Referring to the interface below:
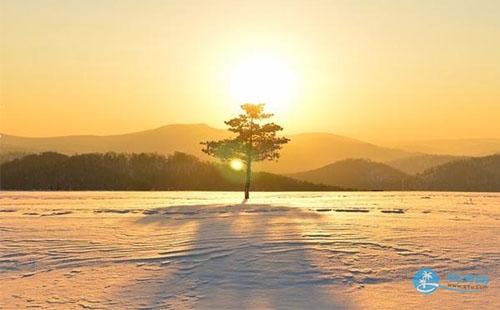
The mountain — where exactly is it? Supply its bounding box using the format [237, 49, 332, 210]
[1, 125, 414, 174]
[392, 139, 500, 156]
[385, 154, 466, 175]
[0, 152, 341, 191]
[258, 133, 413, 173]
[0, 124, 231, 160]
[290, 158, 409, 190]
[292, 155, 500, 192]
[411, 155, 500, 192]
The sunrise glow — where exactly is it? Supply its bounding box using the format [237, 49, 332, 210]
[229, 53, 298, 114]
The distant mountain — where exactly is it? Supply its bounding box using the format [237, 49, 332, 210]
[292, 155, 500, 192]
[258, 133, 413, 173]
[290, 158, 409, 190]
[1, 124, 414, 174]
[385, 154, 466, 175]
[411, 155, 500, 192]
[0, 152, 341, 191]
[0, 124, 230, 160]
[392, 139, 500, 156]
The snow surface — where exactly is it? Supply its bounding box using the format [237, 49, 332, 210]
[0, 191, 499, 309]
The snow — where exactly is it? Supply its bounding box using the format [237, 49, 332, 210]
[0, 191, 499, 309]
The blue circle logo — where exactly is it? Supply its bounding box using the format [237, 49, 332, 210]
[413, 268, 440, 294]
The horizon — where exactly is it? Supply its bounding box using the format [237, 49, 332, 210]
[1, 1, 500, 141]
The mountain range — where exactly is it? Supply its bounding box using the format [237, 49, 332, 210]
[391, 139, 500, 156]
[385, 154, 466, 175]
[290, 159, 408, 190]
[1, 124, 500, 187]
[0, 123, 467, 174]
[1, 124, 230, 160]
[291, 155, 500, 192]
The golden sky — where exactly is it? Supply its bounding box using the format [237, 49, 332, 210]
[1, 0, 499, 141]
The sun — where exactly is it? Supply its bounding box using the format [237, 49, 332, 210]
[229, 53, 297, 113]
[229, 159, 244, 171]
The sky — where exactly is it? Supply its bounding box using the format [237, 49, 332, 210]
[1, 0, 499, 141]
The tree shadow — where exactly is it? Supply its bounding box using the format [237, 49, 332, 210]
[113, 204, 351, 309]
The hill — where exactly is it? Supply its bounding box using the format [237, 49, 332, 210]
[0, 124, 231, 160]
[0, 152, 340, 191]
[0, 152, 29, 164]
[412, 155, 500, 192]
[292, 155, 500, 192]
[1, 124, 414, 174]
[392, 139, 500, 156]
[290, 158, 409, 190]
[385, 154, 465, 175]
[258, 133, 412, 173]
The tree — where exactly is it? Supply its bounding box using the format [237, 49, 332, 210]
[201, 104, 289, 199]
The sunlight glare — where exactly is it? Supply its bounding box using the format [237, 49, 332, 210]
[230, 159, 244, 171]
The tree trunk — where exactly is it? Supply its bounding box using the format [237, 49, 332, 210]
[244, 157, 251, 200]
[244, 118, 254, 200]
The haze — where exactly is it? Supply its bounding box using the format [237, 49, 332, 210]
[1, 0, 499, 141]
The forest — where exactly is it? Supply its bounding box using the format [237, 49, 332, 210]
[0, 152, 339, 191]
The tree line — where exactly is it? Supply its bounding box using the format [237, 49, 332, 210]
[0, 152, 339, 191]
